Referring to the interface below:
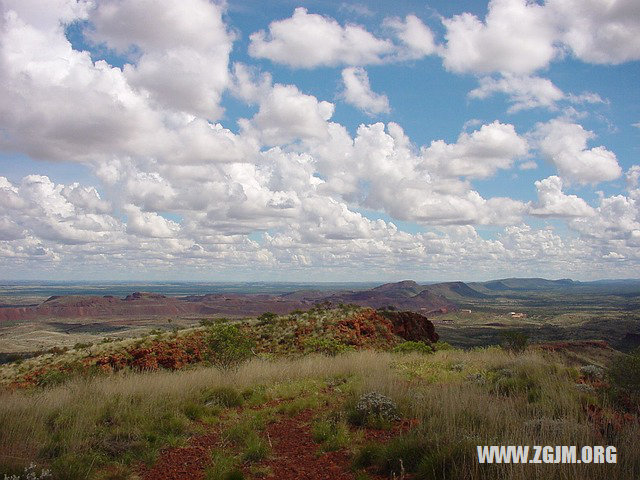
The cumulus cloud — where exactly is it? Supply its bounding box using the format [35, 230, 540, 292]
[439, 0, 640, 78]
[534, 119, 622, 184]
[469, 74, 564, 112]
[340, 67, 390, 115]
[469, 73, 609, 113]
[88, 0, 233, 117]
[240, 83, 335, 145]
[248, 8, 394, 68]
[529, 176, 595, 217]
[0, 0, 637, 279]
[384, 14, 437, 59]
[0, 175, 121, 245]
[548, 0, 640, 64]
[568, 167, 640, 256]
[440, 0, 556, 75]
[124, 204, 180, 238]
[421, 121, 528, 179]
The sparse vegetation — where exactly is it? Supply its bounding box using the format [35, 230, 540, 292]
[392, 340, 433, 354]
[207, 324, 255, 370]
[500, 330, 529, 353]
[0, 304, 638, 479]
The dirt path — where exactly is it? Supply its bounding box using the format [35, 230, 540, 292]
[139, 430, 220, 480]
[259, 409, 354, 480]
[137, 407, 412, 479]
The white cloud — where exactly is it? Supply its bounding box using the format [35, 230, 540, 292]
[124, 204, 180, 238]
[248, 7, 394, 68]
[529, 176, 595, 217]
[438, 0, 640, 79]
[440, 0, 556, 75]
[534, 119, 622, 185]
[548, 0, 640, 64]
[89, 0, 233, 117]
[384, 14, 437, 59]
[421, 121, 528, 179]
[568, 168, 640, 254]
[240, 83, 335, 145]
[340, 67, 390, 115]
[0, 1, 637, 279]
[0, 175, 121, 245]
[519, 161, 537, 170]
[469, 74, 564, 112]
[469, 73, 608, 113]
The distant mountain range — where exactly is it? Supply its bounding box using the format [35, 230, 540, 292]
[1, 278, 639, 322]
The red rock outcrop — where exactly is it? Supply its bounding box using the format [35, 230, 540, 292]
[379, 310, 439, 343]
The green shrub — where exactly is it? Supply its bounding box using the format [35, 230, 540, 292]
[257, 312, 278, 325]
[609, 348, 640, 407]
[36, 369, 74, 388]
[416, 442, 469, 480]
[312, 413, 351, 451]
[488, 368, 541, 403]
[353, 443, 384, 469]
[348, 392, 399, 428]
[392, 341, 433, 354]
[207, 324, 255, 370]
[206, 450, 242, 480]
[500, 331, 529, 353]
[203, 386, 244, 408]
[433, 341, 454, 351]
[370, 434, 428, 474]
[241, 434, 269, 463]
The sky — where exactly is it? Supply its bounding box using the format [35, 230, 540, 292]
[0, 0, 639, 282]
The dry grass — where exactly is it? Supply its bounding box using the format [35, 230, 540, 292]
[1, 349, 638, 479]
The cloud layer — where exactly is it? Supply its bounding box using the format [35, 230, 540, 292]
[0, 1, 638, 280]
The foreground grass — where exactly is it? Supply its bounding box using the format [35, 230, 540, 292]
[0, 349, 638, 479]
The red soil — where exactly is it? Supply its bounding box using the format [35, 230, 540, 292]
[139, 430, 221, 480]
[135, 406, 413, 480]
[260, 410, 354, 480]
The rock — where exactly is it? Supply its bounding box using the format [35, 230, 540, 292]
[379, 310, 439, 343]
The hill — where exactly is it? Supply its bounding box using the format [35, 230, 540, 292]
[0, 281, 457, 324]
[0, 304, 637, 480]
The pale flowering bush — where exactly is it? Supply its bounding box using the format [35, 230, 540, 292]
[4, 463, 52, 480]
[348, 391, 399, 427]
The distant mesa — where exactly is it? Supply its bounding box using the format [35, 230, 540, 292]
[0, 280, 459, 322]
[0, 277, 613, 323]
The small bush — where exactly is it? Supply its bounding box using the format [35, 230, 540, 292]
[392, 341, 433, 354]
[72, 342, 93, 350]
[580, 364, 604, 380]
[353, 443, 384, 469]
[312, 413, 351, 451]
[348, 392, 399, 427]
[3, 463, 52, 480]
[433, 341, 454, 351]
[500, 331, 529, 353]
[257, 312, 278, 325]
[204, 386, 244, 408]
[370, 435, 428, 474]
[206, 450, 242, 480]
[207, 324, 255, 370]
[36, 369, 74, 388]
[609, 348, 640, 407]
[242, 434, 270, 463]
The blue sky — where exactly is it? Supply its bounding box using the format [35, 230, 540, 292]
[0, 0, 639, 281]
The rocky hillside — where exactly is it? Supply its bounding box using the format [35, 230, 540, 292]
[1, 306, 439, 388]
[0, 281, 457, 322]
